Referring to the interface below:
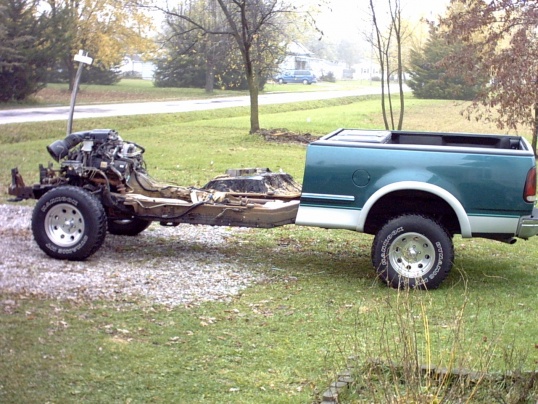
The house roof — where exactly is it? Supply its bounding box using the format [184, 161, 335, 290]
[287, 41, 314, 56]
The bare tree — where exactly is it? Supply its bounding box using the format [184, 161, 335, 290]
[217, 0, 287, 133]
[367, 0, 406, 130]
[152, 0, 301, 134]
[441, 0, 538, 154]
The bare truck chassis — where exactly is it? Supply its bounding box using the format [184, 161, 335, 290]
[9, 129, 302, 261]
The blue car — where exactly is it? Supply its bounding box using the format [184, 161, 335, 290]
[275, 70, 317, 85]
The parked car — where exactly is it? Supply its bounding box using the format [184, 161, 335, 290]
[275, 70, 317, 85]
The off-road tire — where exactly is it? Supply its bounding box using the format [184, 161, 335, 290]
[32, 186, 107, 260]
[372, 214, 454, 289]
[107, 218, 151, 236]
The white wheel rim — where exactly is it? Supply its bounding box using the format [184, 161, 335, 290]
[389, 232, 436, 278]
[45, 203, 85, 247]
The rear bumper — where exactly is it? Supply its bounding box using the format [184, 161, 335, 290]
[517, 207, 538, 239]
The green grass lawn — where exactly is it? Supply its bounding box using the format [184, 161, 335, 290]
[0, 95, 536, 403]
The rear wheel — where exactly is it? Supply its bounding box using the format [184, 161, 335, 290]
[372, 214, 453, 289]
[303, 79, 309, 85]
[32, 186, 107, 260]
[107, 217, 151, 236]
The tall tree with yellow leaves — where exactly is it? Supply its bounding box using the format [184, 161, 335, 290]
[45, 0, 155, 89]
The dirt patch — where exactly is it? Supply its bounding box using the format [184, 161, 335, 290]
[255, 128, 317, 145]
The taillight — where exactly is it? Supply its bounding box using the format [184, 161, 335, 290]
[524, 166, 536, 203]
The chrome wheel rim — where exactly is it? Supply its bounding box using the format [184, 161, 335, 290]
[389, 232, 435, 278]
[45, 203, 85, 247]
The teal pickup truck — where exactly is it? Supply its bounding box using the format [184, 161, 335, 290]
[8, 128, 538, 289]
[297, 129, 538, 288]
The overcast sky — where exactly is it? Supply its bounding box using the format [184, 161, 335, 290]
[315, 0, 451, 41]
[148, 0, 452, 44]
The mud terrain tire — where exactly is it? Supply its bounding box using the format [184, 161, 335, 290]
[372, 214, 454, 289]
[32, 186, 107, 260]
[107, 218, 151, 236]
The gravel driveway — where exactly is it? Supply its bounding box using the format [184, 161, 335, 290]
[0, 204, 262, 307]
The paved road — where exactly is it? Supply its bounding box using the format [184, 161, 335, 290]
[0, 88, 383, 125]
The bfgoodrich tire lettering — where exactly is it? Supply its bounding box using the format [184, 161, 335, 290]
[32, 186, 107, 260]
[372, 214, 454, 289]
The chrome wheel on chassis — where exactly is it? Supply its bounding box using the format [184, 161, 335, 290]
[45, 203, 85, 247]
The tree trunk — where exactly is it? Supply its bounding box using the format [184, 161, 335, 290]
[397, 77, 405, 130]
[205, 60, 215, 93]
[532, 104, 538, 157]
[67, 58, 76, 91]
[247, 72, 260, 134]
[396, 32, 404, 130]
[385, 57, 395, 130]
[379, 62, 387, 129]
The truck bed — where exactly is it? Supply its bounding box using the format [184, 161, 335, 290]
[320, 129, 528, 151]
[298, 127, 536, 239]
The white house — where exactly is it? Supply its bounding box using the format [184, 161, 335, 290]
[120, 55, 156, 80]
[278, 42, 316, 71]
[278, 42, 370, 80]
